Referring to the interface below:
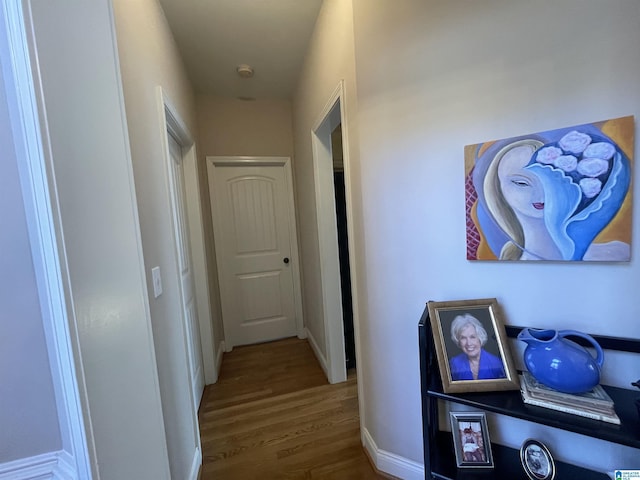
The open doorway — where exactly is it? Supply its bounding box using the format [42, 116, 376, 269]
[310, 81, 359, 384]
[331, 125, 355, 370]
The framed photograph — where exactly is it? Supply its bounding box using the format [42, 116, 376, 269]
[520, 439, 556, 480]
[427, 298, 519, 393]
[449, 412, 493, 469]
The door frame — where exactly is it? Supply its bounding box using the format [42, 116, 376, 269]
[160, 93, 206, 409]
[206, 156, 305, 350]
[310, 80, 362, 385]
[157, 87, 216, 386]
[156, 88, 204, 477]
[1, 1, 93, 476]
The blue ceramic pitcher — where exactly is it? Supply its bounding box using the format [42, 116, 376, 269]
[517, 328, 604, 394]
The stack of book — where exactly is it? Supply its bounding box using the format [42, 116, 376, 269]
[519, 371, 620, 425]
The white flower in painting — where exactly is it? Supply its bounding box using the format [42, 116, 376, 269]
[559, 131, 592, 154]
[583, 142, 616, 160]
[554, 155, 578, 172]
[536, 146, 563, 164]
[579, 177, 602, 198]
[577, 157, 609, 177]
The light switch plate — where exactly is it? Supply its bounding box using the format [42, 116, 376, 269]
[151, 266, 162, 298]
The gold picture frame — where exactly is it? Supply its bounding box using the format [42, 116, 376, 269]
[427, 298, 519, 393]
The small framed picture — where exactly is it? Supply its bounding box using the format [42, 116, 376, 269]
[520, 439, 556, 480]
[449, 412, 493, 468]
[427, 298, 519, 393]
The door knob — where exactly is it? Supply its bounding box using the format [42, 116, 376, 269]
[283, 257, 290, 264]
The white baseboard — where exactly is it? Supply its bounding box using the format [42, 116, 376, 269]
[188, 446, 202, 480]
[362, 428, 424, 480]
[0, 450, 78, 480]
[305, 327, 329, 380]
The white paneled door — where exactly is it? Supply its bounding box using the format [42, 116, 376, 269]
[208, 157, 302, 349]
[168, 134, 205, 408]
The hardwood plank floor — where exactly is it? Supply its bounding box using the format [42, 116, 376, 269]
[199, 338, 388, 479]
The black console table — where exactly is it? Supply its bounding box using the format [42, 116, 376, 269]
[418, 304, 640, 479]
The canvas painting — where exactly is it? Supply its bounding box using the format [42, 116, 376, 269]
[465, 116, 634, 261]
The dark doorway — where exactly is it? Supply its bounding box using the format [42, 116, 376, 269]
[331, 125, 355, 369]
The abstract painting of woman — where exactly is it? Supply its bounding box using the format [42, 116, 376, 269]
[465, 116, 633, 261]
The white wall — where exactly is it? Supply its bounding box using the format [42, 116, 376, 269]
[351, 0, 640, 474]
[0, 39, 61, 464]
[197, 95, 295, 157]
[28, 0, 171, 478]
[112, 0, 203, 478]
[292, 0, 362, 376]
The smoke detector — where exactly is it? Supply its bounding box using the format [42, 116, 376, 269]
[236, 64, 254, 78]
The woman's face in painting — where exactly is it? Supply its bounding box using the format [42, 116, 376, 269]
[497, 145, 544, 219]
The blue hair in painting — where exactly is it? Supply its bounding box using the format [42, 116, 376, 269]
[526, 131, 630, 260]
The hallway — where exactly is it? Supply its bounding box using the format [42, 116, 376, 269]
[198, 338, 387, 479]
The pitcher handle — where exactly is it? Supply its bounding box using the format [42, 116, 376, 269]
[558, 330, 604, 368]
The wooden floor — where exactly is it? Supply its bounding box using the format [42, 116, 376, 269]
[198, 338, 387, 479]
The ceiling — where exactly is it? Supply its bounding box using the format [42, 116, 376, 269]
[157, 0, 324, 100]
